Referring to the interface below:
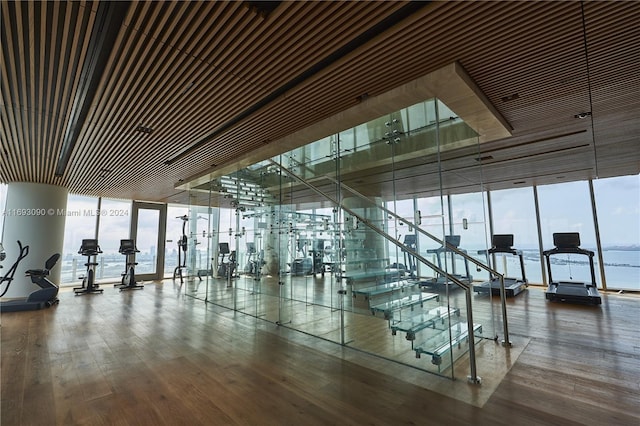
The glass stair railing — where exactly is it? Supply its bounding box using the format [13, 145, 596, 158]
[321, 174, 512, 349]
[268, 158, 495, 384]
[208, 99, 512, 382]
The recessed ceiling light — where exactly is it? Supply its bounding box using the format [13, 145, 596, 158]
[501, 93, 519, 102]
[574, 112, 591, 119]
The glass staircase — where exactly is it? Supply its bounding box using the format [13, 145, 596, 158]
[199, 98, 512, 382]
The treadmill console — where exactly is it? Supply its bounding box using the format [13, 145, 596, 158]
[219, 242, 230, 254]
[553, 232, 580, 249]
[403, 235, 417, 246]
[445, 235, 461, 248]
[492, 234, 514, 250]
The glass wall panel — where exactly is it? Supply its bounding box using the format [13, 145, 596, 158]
[592, 174, 640, 290]
[200, 98, 494, 381]
[490, 187, 541, 284]
[61, 194, 99, 286]
[537, 181, 599, 285]
[96, 198, 132, 282]
[449, 192, 490, 281]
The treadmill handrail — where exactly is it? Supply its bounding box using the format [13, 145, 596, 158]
[543, 246, 597, 286]
[542, 247, 594, 257]
[478, 247, 527, 282]
[478, 247, 523, 256]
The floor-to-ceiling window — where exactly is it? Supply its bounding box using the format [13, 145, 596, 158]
[537, 181, 599, 286]
[490, 187, 542, 283]
[164, 205, 189, 278]
[96, 198, 132, 282]
[60, 195, 99, 286]
[592, 174, 640, 290]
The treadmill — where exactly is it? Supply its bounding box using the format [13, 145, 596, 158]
[543, 232, 601, 305]
[474, 234, 528, 297]
[424, 235, 472, 289]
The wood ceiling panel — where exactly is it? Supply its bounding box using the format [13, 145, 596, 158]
[1, 0, 638, 205]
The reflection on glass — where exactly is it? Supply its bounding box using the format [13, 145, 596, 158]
[135, 209, 160, 275]
[446, 193, 489, 281]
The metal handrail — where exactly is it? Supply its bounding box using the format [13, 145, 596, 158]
[269, 159, 485, 382]
[322, 175, 511, 347]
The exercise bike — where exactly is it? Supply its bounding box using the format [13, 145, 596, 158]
[0, 240, 61, 312]
[117, 239, 143, 291]
[74, 239, 103, 295]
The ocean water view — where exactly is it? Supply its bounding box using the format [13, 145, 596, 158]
[59, 248, 640, 291]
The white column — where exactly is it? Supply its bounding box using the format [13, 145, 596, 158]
[2, 183, 67, 298]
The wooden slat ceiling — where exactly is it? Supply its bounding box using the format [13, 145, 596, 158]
[1, 1, 638, 205]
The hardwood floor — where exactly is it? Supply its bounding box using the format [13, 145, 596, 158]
[1, 280, 639, 425]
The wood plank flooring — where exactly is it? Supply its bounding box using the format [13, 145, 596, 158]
[1, 280, 639, 425]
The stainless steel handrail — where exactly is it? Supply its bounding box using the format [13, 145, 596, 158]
[269, 159, 484, 383]
[322, 175, 511, 346]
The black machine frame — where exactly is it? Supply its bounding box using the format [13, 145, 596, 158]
[423, 235, 472, 289]
[74, 238, 104, 295]
[0, 240, 61, 312]
[543, 232, 601, 305]
[474, 234, 528, 297]
[117, 239, 143, 291]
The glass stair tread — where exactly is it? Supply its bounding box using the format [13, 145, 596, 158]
[353, 280, 417, 298]
[425, 274, 473, 286]
[390, 306, 460, 335]
[414, 323, 483, 362]
[341, 258, 389, 265]
[370, 292, 439, 317]
[339, 269, 401, 283]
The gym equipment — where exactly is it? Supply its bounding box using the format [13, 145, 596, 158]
[117, 239, 143, 291]
[0, 241, 60, 312]
[424, 235, 472, 289]
[310, 239, 326, 275]
[543, 232, 601, 305]
[291, 238, 312, 275]
[245, 242, 260, 276]
[217, 242, 236, 279]
[402, 234, 417, 278]
[74, 239, 103, 295]
[173, 215, 188, 284]
[474, 234, 528, 297]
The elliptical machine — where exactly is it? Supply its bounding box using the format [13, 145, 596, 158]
[117, 239, 143, 291]
[74, 239, 103, 295]
[0, 240, 60, 312]
[173, 215, 188, 284]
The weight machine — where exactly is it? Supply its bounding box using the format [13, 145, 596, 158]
[173, 215, 188, 284]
